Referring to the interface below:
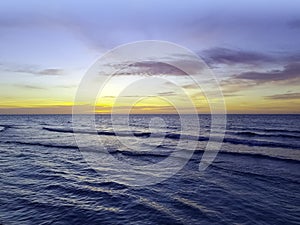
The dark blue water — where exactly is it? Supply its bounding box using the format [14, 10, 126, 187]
[0, 114, 299, 224]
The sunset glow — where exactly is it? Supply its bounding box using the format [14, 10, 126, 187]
[0, 0, 299, 114]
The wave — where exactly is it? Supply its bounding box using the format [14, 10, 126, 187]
[130, 146, 300, 163]
[131, 196, 184, 224]
[44, 127, 206, 141]
[0, 140, 171, 159]
[229, 126, 300, 135]
[1, 140, 79, 150]
[166, 133, 300, 149]
[0, 125, 12, 132]
[231, 131, 300, 139]
[105, 121, 180, 130]
[223, 137, 300, 149]
[1, 139, 299, 164]
[162, 132, 299, 149]
[216, 150, 299, 164]
[92, 147, 300, 167]
[109, 149, 170, 158]
[43, 127, 152, 137]
[44, 126, 300, 149]
[210, 164, 300, 184]
[172, 195, 219, 215]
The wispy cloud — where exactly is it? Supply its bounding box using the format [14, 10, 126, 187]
[157, 91, 177, 96]
[14, 84, 46, 90]
[201, 47, 300, 67]
[0, 63, 64, 76]
[265, 92, 300, 100]
[15, 68, 64, 76]
[103, 59, 206, 76]
[202, 47, 273, 66]
[55, 84, 78, 89]
[233, 62, 300, 83]
[0, 105, 73, 114]
[127, 61, 187, 76]
[220, 79, 257, 94]
[218, 62, 300, 94]
[101, 91, 177, 98]
[181, 84, 200, 89]
[37, 69, 63, 76]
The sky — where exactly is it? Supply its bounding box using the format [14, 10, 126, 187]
[0, 0, 299, 114]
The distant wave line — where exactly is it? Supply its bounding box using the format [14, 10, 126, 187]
[1, 140, 299, 164]
[43, 127, 300, 149]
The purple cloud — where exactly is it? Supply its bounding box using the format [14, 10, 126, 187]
[202, 47, 274, 65]
[233, 62, 300, 82]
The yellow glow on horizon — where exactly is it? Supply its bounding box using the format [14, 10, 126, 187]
[2, 94, 299, 114]
[0, 74, 299, 114]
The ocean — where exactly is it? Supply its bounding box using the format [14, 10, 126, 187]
[0, 114, 299, 224]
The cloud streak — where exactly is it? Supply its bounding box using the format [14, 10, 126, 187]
[201, 47, 300, 66]
[202, 47, 274, 65]
[233, 62, 300, 82]
[37, 69, 63, 76]
[265, 92, 300, 100]
[16, 68, 64, 76]
[105, 59, 206, 76]
[14, 84, 46, 90]
[0, 64, 64, 76]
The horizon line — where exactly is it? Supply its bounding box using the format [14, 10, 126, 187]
[0, 113, 299, 115]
